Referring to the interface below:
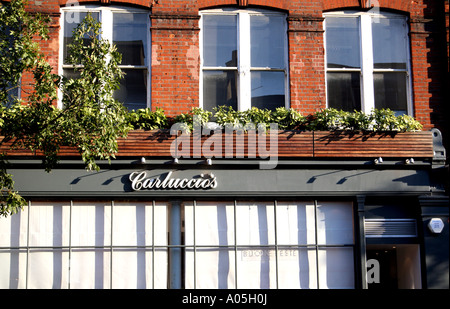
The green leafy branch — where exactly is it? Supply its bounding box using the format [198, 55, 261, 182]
[1, 1, 131, 216]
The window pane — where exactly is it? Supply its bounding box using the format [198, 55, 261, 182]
[326, 17, 361, 68]
[372, 18, 407, 69]
[327, 72, 361, 111]
[318, 248, 355, 289]
[64, 68, 148, 110]
[185, 247, 236, 289]
[113, 13, 148, 66]
[28, 203, 69, 247]
[70, 249, 110, 289]
[275, 202, 316, 245]
[28, 249, 69, 289]
[235, 202, 276, 246]
[71, 202, 111, 247]
[184, 202, 235, 289]
[374, 72, 408, 114]
[316, 202, 354, 245]
[251, 15, 285, 68]
[5, 81, 20, 108]
[62, 68, 80, 80]
[237, 247, 276, 288]
[277, 247, 318, 289]
[202, 70, 238, 112]
[251, 71, 285, 110]
[114, 69, 148, 110]
[184, 202, 235, 247]
[63, 12, 99, 65]
[203, 15, 237, 67]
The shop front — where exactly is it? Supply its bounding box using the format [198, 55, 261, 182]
[0, 129, 448, 289]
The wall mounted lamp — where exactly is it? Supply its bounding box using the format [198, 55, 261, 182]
[374, 157, 383, 164]
[405, 158, 415, 164]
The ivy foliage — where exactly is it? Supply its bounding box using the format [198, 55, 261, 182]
[1, 0, 130, 217]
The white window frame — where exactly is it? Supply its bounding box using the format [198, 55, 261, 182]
[59, 5, 151, 109]
[323, 11, 413, 115]
[199, 8, 290, 111]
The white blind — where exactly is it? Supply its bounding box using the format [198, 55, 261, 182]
[184, 201, 354, 289]
[0, 201, 168, 289]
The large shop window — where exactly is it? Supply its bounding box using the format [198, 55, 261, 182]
[200, 9, 289, 112]
[0, 200, 354, 289]
[60, 6, 150, 110]
[324, 11, 412, 115]
[184, 201, 355, 289]
[0, 201, 168, 289]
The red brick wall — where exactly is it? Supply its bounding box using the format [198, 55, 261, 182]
[150, 12, 200, 114]
[6, 0, 448, 138]
[408, 0, 448, 136]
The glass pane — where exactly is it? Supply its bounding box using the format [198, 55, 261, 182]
[70, 249, 110, 289]
[70, 202, 111, 247]
[112, 203, 151, 247]
[28, 203, 68, 247]
[251, 71, 285, 110]
[326, 17, 361, 68]
[372, 18, 407, 69]
[374, 72, 408, 114]
[63, 12, 99, 64]
[235, 202, 275, 246]
[327, 72, 361, 111]
[0, 249, 25, 289]
[185, 247, 236, 289]
[184, 202, 235, 247]
[316, 202, 354, 245]
[114, 69, 148, 110]
[275, 202, 316, 245]
[251, 15, 285, 68]
[111, 249, 164, 289]
[202, 70, 238, 112]
[28, 249, 69, 289]
[277, 247, 318, 289]
[5, 81, 20, 108]
[318, 248, 355, 289]
[113, 13, 148, 66]
[236, 247, 277, 288]
[203, 15, 237, 67]
[63, 68, 80, 80]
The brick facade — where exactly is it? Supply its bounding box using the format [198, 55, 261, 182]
[4, 0, 449, 140]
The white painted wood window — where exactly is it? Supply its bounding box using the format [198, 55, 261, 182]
[324, 11, 412, 115]
[60, 6, 151, 110]
[200, 8, 289, 112]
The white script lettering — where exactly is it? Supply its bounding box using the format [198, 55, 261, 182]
[129, 171, 217, 191]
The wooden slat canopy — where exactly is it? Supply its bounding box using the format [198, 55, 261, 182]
[1, 130, 435, 159]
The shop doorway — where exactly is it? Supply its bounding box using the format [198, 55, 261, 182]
[366, 244, 422, 289]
